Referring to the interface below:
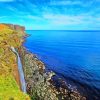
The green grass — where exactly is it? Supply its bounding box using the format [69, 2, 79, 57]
[0, 75, 29, 100]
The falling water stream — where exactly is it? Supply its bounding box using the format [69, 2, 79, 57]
[11, 47, 26, 93]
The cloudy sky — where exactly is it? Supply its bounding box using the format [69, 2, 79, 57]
[0, 0, 100, 30]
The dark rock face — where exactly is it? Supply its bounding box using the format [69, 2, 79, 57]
[14, 25, 25, 32]
[18, 47, 86, 100]
[2, 23, 25, 32]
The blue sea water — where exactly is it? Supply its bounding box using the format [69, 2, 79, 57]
[24, 30, 100, 100]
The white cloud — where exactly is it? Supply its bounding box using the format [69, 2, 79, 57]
[7, 6, 18, 11]
[49, 0, 94, 7]
[26, 15, 42, 20]
[0, 16, 7, 18]
[43, 14, 100, 26]
[49, 1, 82, 6]
[43, 14, 81, 25]
[0, 0, 15, 2]
[15, 14, 42, 21]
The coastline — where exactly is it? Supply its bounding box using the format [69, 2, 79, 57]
[0, 23, 86, 100]
[19, 33, 86, 100]
[18, 46, 58, 100]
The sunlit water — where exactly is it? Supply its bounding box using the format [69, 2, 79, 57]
[24, 30, 100, 100]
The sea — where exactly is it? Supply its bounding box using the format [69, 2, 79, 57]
[24, 30, 100, 100]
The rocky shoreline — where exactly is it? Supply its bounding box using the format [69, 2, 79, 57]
[18, 45, 86, 100]
[18, 46, 58, 100]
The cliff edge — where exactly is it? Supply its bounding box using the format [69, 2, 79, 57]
[0, 24, 30, 100]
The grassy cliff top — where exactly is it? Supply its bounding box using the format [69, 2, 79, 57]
[0, 24, 30, 100]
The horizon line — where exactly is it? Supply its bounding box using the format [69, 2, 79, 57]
[26, 30, 100, 31]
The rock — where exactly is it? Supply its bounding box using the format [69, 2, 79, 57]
[18, 47, 86, 100]
[2, 23, 25, 32]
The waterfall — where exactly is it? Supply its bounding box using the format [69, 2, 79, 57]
[11, 47, 26, 93]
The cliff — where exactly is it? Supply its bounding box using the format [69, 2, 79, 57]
[1, 23, 25, 32]
[0, 24, 30, 100]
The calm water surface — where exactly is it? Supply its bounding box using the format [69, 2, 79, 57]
[24, 30, 100, 100]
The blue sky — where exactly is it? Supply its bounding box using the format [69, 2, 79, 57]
[0, 0, 100, 30]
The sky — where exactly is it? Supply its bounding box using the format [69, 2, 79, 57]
[0, 0, 100, 30]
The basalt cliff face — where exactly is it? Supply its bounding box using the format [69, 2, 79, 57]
[0, 23, 86, 100]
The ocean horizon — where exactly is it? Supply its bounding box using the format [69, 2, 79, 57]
[26, 30, 100, 32]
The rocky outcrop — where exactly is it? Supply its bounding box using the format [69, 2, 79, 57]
[19, 47, 58, 100]
[2, 23, 25, 32]
[18, 46, 86, 100]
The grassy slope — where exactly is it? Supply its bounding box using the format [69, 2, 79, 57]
[0, 24, 30, 100]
